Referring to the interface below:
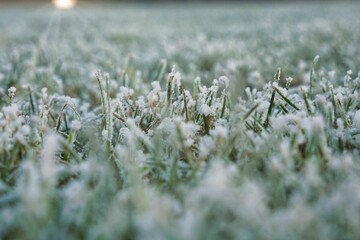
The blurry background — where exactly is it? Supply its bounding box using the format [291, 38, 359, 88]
[0, 0, 359, 99]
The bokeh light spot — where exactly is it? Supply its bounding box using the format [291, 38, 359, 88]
[53, 0, 77, 10]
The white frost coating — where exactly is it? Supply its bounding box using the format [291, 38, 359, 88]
[156, 117, 175, 135]
[151, 81, 161, 91]
[313, 55, 320, 63]
[199, 161, 231, 196]
[258, 100, 270, 113]
[41, 88, 48, 100]
[335, 93, 343, 103]
[8, 86, 16, 97]
[328, 70, 336, 82]
[198, 136, 214, 158]
[249, 71, 262, 82]
[184, 138, 194, 147]
[286, 77, 293, 84]
[272, 81, 279, 88]
[2, 104, 18, 117]
[354, 110, 360, 128]
[120, 86, 134, 98]
[71, 120, 82, 131]
[183, 90, 195, 108]
[169, 66, 181, 82]
[194, 76, 201, 87]
[119, 127, 131, 144]
[200, 104, 215, 116]
[102, 129, 109, 141]
[41, 134, 59, 185]
[218, 76, 230, 88]
[1, 9, 360, 238]
[277, 85, 288, 97]
[147, 81, 162, 107]
[17, 161, 41, 208]
[210, 125, 228, 139]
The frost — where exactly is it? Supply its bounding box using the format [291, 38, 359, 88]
[328, 71, 336, 82]
[8, 86, 16, 97]
[184, 138, 194, 147]
[354, 110, 360, 128]
[120, 86, 134, 98]
[1, 5, 360, 239]
[210, 125, 228, 139]
[218, 75, 230, 88]
[40, 134, 59, 185]
[71, 120, 82, 131]
[200, 104, 215, 116]
[313, 55, 320, 64]
[286, 77, 293, 88]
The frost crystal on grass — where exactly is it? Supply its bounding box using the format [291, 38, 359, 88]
[40, 134, 59, 185]
[218, 75, 230, 88]
[7, 86, 16, 98]
[200, 104, 215, 116]
[354, 110, 360, 128]
[70, 120, 82, 131]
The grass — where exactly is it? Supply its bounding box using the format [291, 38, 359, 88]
[1, 2, 360, 239]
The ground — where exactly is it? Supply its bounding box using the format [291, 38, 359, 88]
[1, 2, 360, 239]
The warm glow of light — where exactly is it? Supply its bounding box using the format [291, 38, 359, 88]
[53, 0, 77, 10]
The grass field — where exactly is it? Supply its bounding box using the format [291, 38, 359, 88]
[1, 2, 360, 239]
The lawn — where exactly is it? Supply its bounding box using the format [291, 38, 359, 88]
[1, 2, 360, 239]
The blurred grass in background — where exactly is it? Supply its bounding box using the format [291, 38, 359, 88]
[1, 2, 360, 239]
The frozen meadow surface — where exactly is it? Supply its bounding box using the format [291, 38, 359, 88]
[1, 3, 360, 239]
